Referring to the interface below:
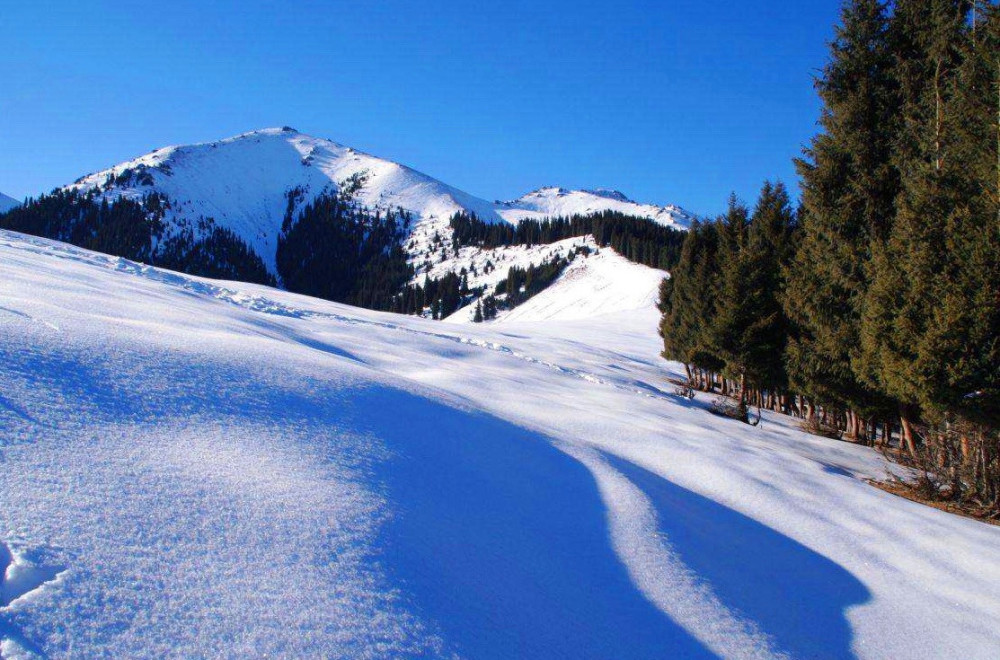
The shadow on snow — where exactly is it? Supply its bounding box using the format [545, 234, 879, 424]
[605, 453, 870, 660]
[1, 333, 869, 659]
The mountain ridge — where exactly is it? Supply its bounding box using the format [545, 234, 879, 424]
[1, 128, 691, 322]
[0, 192, 19, 214]
[62, 127, 693, 277]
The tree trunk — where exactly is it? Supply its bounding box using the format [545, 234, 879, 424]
[934, 58, 943, 172]
[900, 408, 918, 457]
[738, 373, 749, 423]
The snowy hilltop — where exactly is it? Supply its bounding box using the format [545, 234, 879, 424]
[66, 127, 503, 276]
[0, 128, 695, 325]
[0, 192, 19, 214]
[499, 186, 691, 228]
[64, 127, 692, 277]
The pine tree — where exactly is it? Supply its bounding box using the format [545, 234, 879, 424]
[862, 2, 999, 428]
[659, 218, 724, 386]
[784, 0, 899, 419]
[710, 194, 771, 419]
[744, 181, 797, 396]
[858, 1, 969, 439]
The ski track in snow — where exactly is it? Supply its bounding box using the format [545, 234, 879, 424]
[3, 229, 1000, 659]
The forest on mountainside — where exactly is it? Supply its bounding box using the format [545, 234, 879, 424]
[276, 190, 414, 310]
[659, 0, 1000, 515]
[450, 209, 686, 270]
[0, 189, 275, 285]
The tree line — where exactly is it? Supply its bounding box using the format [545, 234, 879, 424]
[450, 209, 686, 270]
[276, 190, 413, 310]
[389, 250, 578, 321]
[471, 251, 580, 322]
[0, 189, 274, 285]
[390, 271, 471, 319]
[660, 0, 1000, 512]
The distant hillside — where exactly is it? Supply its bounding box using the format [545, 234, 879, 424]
[2, 128, 692, 321]
[0, 192, 20, 214]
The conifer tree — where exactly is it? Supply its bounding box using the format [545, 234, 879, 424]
[659, 219, 724, 386]
[784, 0, 899, 418]
[708, 189, 795, 418]
[709, 195, 757, 417]
[858, 0, 969, 441]
[744, 181, 797, 396]
[862, 2, 999, 428]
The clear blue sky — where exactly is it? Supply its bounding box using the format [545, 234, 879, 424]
[0, 0, 841, 217]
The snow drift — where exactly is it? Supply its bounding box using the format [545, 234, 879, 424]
[2, 228, 999, 659]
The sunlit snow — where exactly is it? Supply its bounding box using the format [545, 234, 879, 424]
[2, 229, 999, 659]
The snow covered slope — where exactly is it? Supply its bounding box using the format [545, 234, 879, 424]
[494, 247, 664, 323]
[442, 240, 667, 324]
[498, 187, 692, 229]
[4, 228, 999, 659]
[67, 128, 504, 274]
[0, 193, 19, 214]
[64, 128, 692, 277]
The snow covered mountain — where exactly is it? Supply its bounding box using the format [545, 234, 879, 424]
[0, 192, 20, 214]
[67, 127, 504, 275]
[65, 128, 693, 278]
[436, 236, 667, 324]
[3, 227, 1000, 658]
[498, 186, 692, 228]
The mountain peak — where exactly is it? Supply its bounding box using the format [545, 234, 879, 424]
[583, 188, 633, 203]
[56, 128, 693, 278]
[502, 186, 692, 230]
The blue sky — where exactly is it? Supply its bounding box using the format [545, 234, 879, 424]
[1, 1, 841, 216]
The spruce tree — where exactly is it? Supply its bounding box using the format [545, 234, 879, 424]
[709, 195, 756, 417]
[708, 188, 795, 417]
[858, 1, 969, 436]
[784, 0, 899, 418]
[862, 2, 999, 428]
[744, 181, 797, 396]
[659, 219, 724, 386]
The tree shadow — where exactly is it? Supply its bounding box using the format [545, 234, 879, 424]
[354, 387, 716, 659]
[1, 333, 870, 659]
[605, 454, 870, 660]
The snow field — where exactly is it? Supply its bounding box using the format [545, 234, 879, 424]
[2, 229, 1000, 658]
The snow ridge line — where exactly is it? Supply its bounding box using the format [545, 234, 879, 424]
[557, 443, 789, 660]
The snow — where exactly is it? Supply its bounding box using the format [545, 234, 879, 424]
[486, 246, 665, 323]
[2, 228, 1000, 659]
[0, 194, 19, 214]
[63, 129, 693, 278]
[436, 238, 667, 324]
[67, 128, 506, 276]
[498, 186, 693, 229]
